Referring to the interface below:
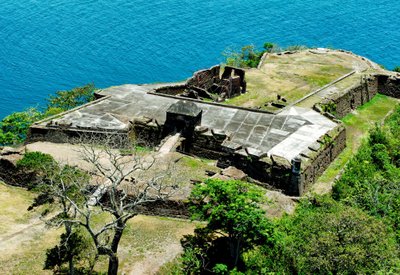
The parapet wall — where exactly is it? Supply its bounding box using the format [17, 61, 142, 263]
[317, 76, 377, 119]
[187, 123, 345, 196]
[316, 73, 400, 119]
[28, 126, 132, 148]
[299, 124, 346, 192]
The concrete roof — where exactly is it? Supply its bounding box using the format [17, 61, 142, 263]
[36, 84, 337, 161]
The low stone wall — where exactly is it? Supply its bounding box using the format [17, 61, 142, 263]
[135, 200, 190, 219]
[318, 75, 378, 119]
[27, 126, 132, 148]
[0, 147, 191, 219]
[154, 84, 187, 96]
[316, 73, 400, 119]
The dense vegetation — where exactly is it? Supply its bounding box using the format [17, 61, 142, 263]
[171, 104, 400, 274]
[333, 105, 400, 242]
[0, 83, 95, 145]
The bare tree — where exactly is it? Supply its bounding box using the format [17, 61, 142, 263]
[34, 134, 183, 274]
[27, 157, 92, 274]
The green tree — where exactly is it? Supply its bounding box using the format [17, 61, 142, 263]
[0, 108, 43, 145]
[262, 42, 275, 53]
[182, 179, 272, 273]
[47, 83, 95, 111]
[393, 66, 400, 73]
[44, 230, 90, 274]
[278, 196, 399, 274]
[0, 84, 96, 145]
[223, 43, 267, 68]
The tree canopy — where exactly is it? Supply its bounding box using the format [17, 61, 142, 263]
[182, 179, 272, 273]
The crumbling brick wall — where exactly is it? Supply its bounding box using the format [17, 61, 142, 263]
[186, 65, 220, 91]
[185, 65, 246, 101]
[377, 74, 400, 98]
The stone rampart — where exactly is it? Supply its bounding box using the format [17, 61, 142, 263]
[315, 73, 400, 120]
[299, 125, 346, 192]
[320, 77, 378, 118]
[186, 123, 345, 196]
[316, 75, 378, 119]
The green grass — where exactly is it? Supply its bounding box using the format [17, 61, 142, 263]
[315, 94, 399, 186]
[93, 215, 196, 274]
[224, 62, 351, 110]
[177, 156, 219, 180]
[302, 74, 333, 87]
[0, 182, 61, 275]
[0, 182, 37, 234]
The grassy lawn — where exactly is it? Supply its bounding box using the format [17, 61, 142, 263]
[0, 182, 196, 274]
[224, 50, 353, 110]
[0, 182, 36, 235]
[295, 72, 363, 109]
[312, 94, 399, 193]
[0, 182, 60, 275]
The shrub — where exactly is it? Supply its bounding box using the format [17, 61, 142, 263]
[17, 151, 55, 172]
[277, 196, 399, 274]
[0, 108, 43, 145]
[393, 66, 400, 73]
[333, 107, 400, 242]
[224, 42, 277, 68]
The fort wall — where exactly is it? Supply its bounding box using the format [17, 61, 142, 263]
[316, 74, 399, 119]
[299, 125, 346, 192]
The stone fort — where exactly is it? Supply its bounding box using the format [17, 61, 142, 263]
[27, 49, 400, 196]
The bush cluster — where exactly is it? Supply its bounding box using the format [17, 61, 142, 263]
[333, 105, 400, 242]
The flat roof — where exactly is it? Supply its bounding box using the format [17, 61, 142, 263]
[34, 83, 337, 161]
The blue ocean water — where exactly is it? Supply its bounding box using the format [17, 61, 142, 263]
[0, 0, 399, 118]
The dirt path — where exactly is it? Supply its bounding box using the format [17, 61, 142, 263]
[0, 216, 46, 253]
[128, 243, 183, 275]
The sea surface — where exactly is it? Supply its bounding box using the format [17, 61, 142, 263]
[0, 0, 399, 118]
